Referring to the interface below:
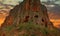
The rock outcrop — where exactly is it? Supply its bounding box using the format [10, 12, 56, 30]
[1, 0, 59, 36]
[1, 0, 53, 28]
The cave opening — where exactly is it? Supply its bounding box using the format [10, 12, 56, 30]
[34, 15, 38, 18]
[24, 16, 29, 22]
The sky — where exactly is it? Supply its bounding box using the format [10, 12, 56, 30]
[0, 0, 60, 5]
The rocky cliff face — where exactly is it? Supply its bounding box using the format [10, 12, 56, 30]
[0, 0, 58, 36]
[1, 0, 53, 28]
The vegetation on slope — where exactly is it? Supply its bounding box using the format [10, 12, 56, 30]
[0, 22, 60, 36]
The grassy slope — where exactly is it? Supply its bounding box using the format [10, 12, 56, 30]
[0, 22, 60, 36]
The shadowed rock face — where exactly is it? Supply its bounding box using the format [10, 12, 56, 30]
[1, 0, 53, 28]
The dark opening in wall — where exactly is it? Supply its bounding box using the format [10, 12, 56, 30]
[42, 19, 48, 27]
[24, 16, 29, 22]
[42, 19, 44, 22]
[34, 15, 38, 18]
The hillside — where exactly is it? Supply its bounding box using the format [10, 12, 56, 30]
[0, 0, 60, 36]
